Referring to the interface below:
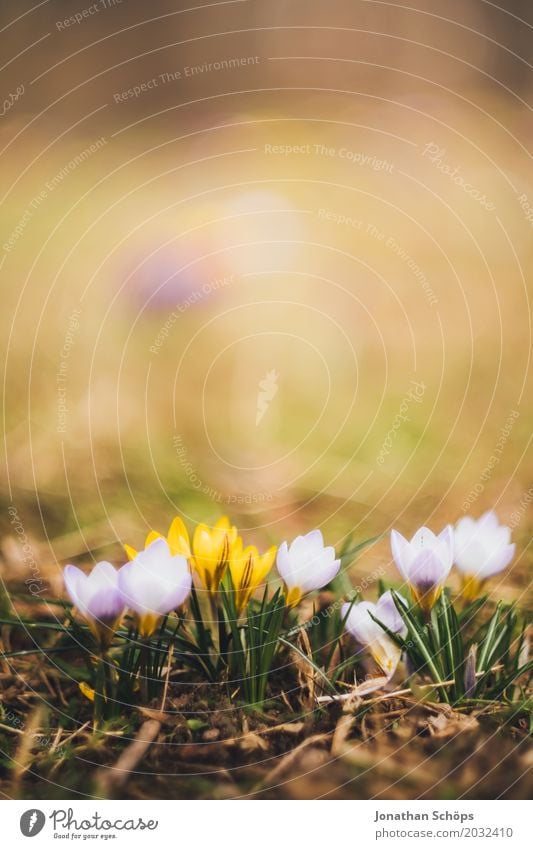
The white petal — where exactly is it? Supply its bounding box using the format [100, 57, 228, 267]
[436, 525, 455, 569]
[477, 543, 515, 579]
[304, 529, 324, 549]
[276, 540, 294, 586]
[491, 525, 511, 547]
[86, 562, 123, 621]
[343, 601, 382, 645]
[278, 533, 339, 593]
[455, 516, 476, 537]
[411, 526, 438, 549]
[87, 561, 119, 590]
[455, 537, 484, 574]
[376, 590, 407, 636]
[64, 565, 86, 611]
[288, 535, 307, 556]
[390, 530, 410, 579]
[119, 538, 192, 616]
[480, 510, 499, 529]
[134, 537, 172, 572]
[408, 549, 450, 590]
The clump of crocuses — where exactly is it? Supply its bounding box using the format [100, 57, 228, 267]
[63, 516, 342, 714]
[60, 508, 526, 715]
[341, 512, 524, 700]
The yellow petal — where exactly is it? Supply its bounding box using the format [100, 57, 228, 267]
[227, 525, 238, 547]
[215, 516, 231, 530]
[228, 539, 247, 585]
[167, 516, 191, 557]
[79, 681, 95, 702]
[242, 545, 275, 609]
[257, 545, 276, 583]
[145, 530, 164, 548]
[192, 520, 236, 594]
[193, 524, 214, 560]
[215, 516, 238, 547]
[124, 543, 138, 561]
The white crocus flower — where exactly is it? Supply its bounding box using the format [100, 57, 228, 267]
[342, 590, 408, 677]
[454, 511, 515, 600]
[118, 538, 192, 637]
[391, 525, 454, 614]
[276, 529, 340, 607]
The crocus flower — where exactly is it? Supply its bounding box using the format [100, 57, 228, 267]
[454, 511, 515, 601]
[342, 590, 408, 677]
[276, 529, 340, 607]
[64, 561, 125, 648]
[229, 538, 277, 612]
[118, 538, 191, 637]
[391, 525, 454, 614]
[124, 515, 191, 561]
[192, 516, 239, 596]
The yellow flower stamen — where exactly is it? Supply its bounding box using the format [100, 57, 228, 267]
[370, 637, 401, 676]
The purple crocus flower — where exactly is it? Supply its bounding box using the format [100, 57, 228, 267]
[64, 561, 125, 647]
[391, 525, 454, 613]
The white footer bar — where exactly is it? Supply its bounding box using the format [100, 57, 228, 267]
[3, 799, 530, 848]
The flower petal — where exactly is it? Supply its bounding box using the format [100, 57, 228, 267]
[390, 530, 410, 579]
[64, 565, 85, 611]
[343, 601, 382, 645]
[478, 543, 515, 579]
[376, 590, 407, 637]
[167, 516, 191, 557]
[437, 525, 455, 569]
[276, 540, 294, 585]
[408, 548, 450, 592]
[118, 541, 191, 617]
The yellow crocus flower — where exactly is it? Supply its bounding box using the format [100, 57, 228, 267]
[124, 516, 191, 562]
[192, 516, 239, 595]
[229, 538, 277, 612]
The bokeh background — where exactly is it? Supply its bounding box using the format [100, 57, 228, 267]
[1, 0, 531, 602]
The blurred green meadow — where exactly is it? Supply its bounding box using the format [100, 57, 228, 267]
[0, 0, 530, 613]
